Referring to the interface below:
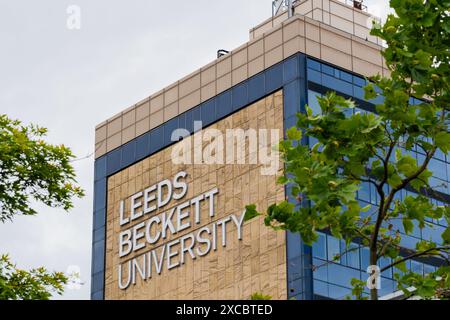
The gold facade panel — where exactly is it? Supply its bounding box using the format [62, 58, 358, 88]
[104, 91, 287, 300]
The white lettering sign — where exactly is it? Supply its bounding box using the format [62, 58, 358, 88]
[116, 171, 246, 290]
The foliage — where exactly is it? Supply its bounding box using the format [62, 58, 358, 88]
[0, 255, 67, 300]
[0, 114, 84, 222]
[250, 292, 272, 300]
[0, 114, 84, 299]
[245, 0, 450, 300]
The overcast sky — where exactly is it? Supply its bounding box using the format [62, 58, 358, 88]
[0, 0, 391, 300]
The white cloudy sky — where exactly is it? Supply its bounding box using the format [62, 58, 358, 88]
[0, 0, 390, 300]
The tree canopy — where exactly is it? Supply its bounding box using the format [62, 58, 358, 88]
[245, 0, 450, 300]
[0, 114, 84, 299]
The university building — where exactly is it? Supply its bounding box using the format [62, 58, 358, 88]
[91, 0, 449, 300]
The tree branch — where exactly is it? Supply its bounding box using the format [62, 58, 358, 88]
[380, 246, 450, 273]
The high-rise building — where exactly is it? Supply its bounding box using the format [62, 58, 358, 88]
[91, 0, 449, 300]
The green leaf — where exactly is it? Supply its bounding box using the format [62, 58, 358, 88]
[388, 173, 402, 188]
[394, 260, 408, 273]
[364, 83, 377, 100]
[250, 292, 272, 300]
[435, 131, 450, 153]
[397, 154, 418, 177]
[244, 204, 261, 222]
[442, 227, 450, 245]
[277, 175, 288, 185]
[286, 126, 302, 141]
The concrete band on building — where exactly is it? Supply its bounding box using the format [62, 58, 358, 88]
[91, 0, 450, 300]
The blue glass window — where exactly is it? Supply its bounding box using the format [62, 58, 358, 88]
[307, 90, 321, 115]
[216, 90, 232, 119]
[313, 258, 328, 282]
[106, 148, 121, 175]
[327, 236, 340, 262]
[248, 73, 265, 103]
[92, 272, 104, 293]
[121, 140, 136, 167]
[93, 208, 106, 234]
[201, 99, 216, 126]
[358, 182, 371, 203]
[307, 59, 321, 71]
[94, 178, 106, 211]
[163, 118, 179, 145]
[284, 80, 301, 118]
[150, 125, 164, 153]
[287, 231, 302, 259]
[93, 225, 105, 243]
[135, 132, 150, 161]
[284, 55, 299, 83]
[345, 244, 360, 269]
[340, 70, 353, 83]
[93, 241, 105, 273]
[94, 156, 106, 181]
[232, 82, 248, 111]
[313, 280, 329, 297]
[266, 63, 283, 93]
[307, 68, 322, 84]
[313, 233, 327, 260]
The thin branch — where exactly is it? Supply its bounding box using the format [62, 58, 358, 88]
[380, 246, 450, 273]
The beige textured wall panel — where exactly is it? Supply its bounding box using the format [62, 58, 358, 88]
[136, 101, 150, 121]
[330, 14, 353, 34]
[312, 0, 324, 9]
[273, 11, 288, 27]
[283, 18, 304, 41]
[232, 48, 248, 69]
[352, 40, 383, 66]
[312, 8, 324, 22]
[297, 1, 313, 15]
[201, 82, 216, 102]
[264, 28, 283, 52]
[265, 46, 283, 68]
[323, 12, 330, 25]
[179, 73, 201, 98]
[104, 92, 287, 300]
[107, 132, 122, 152]
[354, 24, 377, 44]
[320, 28, 351, 54]
[248, 39, 264, 61]
[251, 21, 273, 39]
[136, 117, 150, 136]
[150, 109, 164, 129]
[306, 39, 321, 59]
[321, 45, 352, 71]
[354, 10, 372, 28]
[329, 1, 353, 21]
[95, 125, 107, 144]
[353, 57, 383, 78]
[164, 86, 178, 106]
[201, 65, 216, 86]
[164, 102, 179, 121]
[284, 36, 305, 59]
[122, 125, 135, 144]
[305, 22, 320, 42]
[107, 116, 122, 137]
[217, 56, 232, 78]
[248, 56, 264, 77]
[232, 65, 248, 86]
[217, 73, 232, 94]
[95, 141, 106, 158]
[179, 90, 201, 114]
[150, 93, 164, 114]
[122, 110, 136, 129]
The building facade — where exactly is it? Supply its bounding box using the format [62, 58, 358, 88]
[91, 0, 449, 300]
